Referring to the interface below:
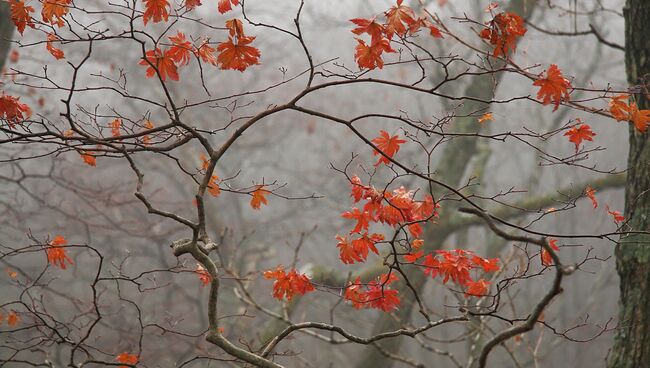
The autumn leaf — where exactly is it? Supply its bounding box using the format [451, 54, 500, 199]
[199, 153, 210, 171]
[207, 175, 221, 197]
[564, 123, 595, 151]
[110, 118, 122, 137]
[184, 0, 201, 11]
[541, 238, 560, 266]
[45, 33, 65, 59]
[585, 186, 597, 208]
[41, 0, 70, 27]
[0, 93, 32, 125]
[142, 119, 154, 145]
[80, 152, 96, 167]
[629, 103, 650, 133]
[403, 251, 424, 263]
[226, 18, 245, 38]
[478, 112, 493, 123]
[116, 353, 138, 368]
[7, 311, 19, 326]
[350, 175, 367, 203]
[384, 0, 417, 39]
[350, 17, 385, 44]
[143, 0, 169, 25]
[464, 279, 490, 297]
[195, 264, 211, 286]
[167, 32, 193, 66]
[217, 0, 239, 14]
[46, 235, 73, 269]
[609, 94, 630, 122]
[371, 130, 406, 166]
[479, 11, 526, 57]
[250, 185, 269, 210]
[196, 41, 218, 66]
[216, 36, 260, 72]
[6, 268, 18, 278]
[533, 64, 572, 111]
[9, 0, 35, 35]
[354, 37, 395, 70]
[471, 256, 500, 273]
[606, 206, 625, 224]
[341, 207, 373, 234]
[263, 265, 315, 301]
[139, 48, 179, 81]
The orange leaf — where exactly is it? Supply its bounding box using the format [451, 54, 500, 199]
[7, 311, 19, 326]
[9, 0, 35, 35]
[225, 18, 245, 38]
[167, 32, 193, 66]
[585, 186, 597, 208]
[464, 279, 490, 297]
[80, 152, 96, 167]
[479, 11, 526, 57]
[384, 0, 417, 39]
[263, 265, 315, 301]
[478, 112, 493, 123]
[350, 17, 385, 44]
[629, 103, 650, 133]
[6, 268, 18, 278]
[609, 94, 630, 122]
[196, 41, 218, 66]
[41, 0, 70, 27]
[541, 238, 560, 266]
[47, 235, 73, 269]
[46, 33, 65, 59]
[216, 36, 260, 72]
[207, 175, 221, 197]
[195, 264, 211, 286]
[354, 37, 395, 70]
[116, 353, 138, 368]
[110, 118, 122, 137]
[533, 64, 572, 111]
[217, 0, 239, 14]
[143, 0, 169, 25]
[564, 123, 595, 151]
[606, 206, 625, 224]
[184, 0, 201, 11]
[0, 93, 32, 125]
[250, 185, 269, 210]
[371, 130, 406, 166]
[139, 48, 179, 81]
[341, 207, 372, 233]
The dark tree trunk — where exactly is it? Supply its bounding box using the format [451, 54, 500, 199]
[0, 1, 14, 71]
[608, 1, 650, 367]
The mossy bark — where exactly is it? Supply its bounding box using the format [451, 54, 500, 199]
[608, 1, 650, 367]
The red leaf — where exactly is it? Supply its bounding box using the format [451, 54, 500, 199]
[564, 123, 595, 151]
[168, 32, 193, 66]
[9, 0, 35, 35]
[341, 207, 373, 234]
[110, 118, 122, 137]
[46, 33, 65, 59]
[116, 353, 138, 368]
[250, 185, 269, 210]
[350, 17, 385, 43]
[143, 0, 169, 25]
[46, 235, 73, 270]
[195, 264, 211, 286]
[541, 238, 560, 266]
[263, 265, 315, 301]
[139, 48, 179, 81]
[384, 0, 417, 39]
[80, 152, 96, 167]
[354, 37, 395, 70]
[41, 0, 70, 27]
[585, 186, 597, 208]
[218, 0, 240, 14]
[0, 93, 32, 125]
[216, 36, 261, 72]
[371, 130, 406, 166]
[464, 279, 490, 297]
[479, 11, 526, 57]
[184, 0, 201, 11]
[533, 64, 572, 111]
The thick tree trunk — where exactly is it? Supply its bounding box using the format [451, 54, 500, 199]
[0, 1, 14, 71]
[608, 1, 650, 368]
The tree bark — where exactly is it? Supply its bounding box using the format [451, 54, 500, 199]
[608, 1, 650, 368]
[0, 1, 14, 71]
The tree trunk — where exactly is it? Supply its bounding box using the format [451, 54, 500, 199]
[608, 1, 650, 367]
[0, 1, 14, 71]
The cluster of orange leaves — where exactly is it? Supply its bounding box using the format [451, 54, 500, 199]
[414, 249, 499, 297]
[350, 0, 442, 70]
[116, 352, 139, 368]
[0, 93, 32, 126]
[46, 235, 74, 269]
[9, 0, 70, 33]
[609, 94, 650, 133]
[345, 273, 401, 312]
[263, 265, 315, 301]
[479, 10, 527, 57]
[0, 310, 20, 327]
[139, 19, 259, 78]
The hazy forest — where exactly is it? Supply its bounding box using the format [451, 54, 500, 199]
[1, 0, 649, 367]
